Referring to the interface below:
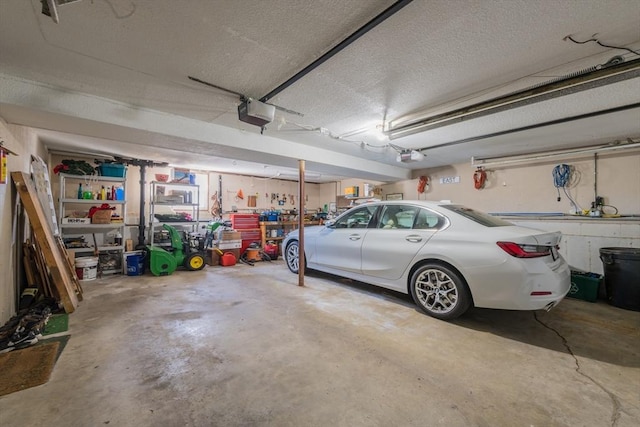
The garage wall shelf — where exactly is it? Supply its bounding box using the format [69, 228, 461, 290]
[57, 173, 127, 275]
[260, 220, 320, 254]
[336, 195, 377, 214]
[149, 181, 200, 246]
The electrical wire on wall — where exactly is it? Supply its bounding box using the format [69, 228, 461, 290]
[552, 164, 581, 213]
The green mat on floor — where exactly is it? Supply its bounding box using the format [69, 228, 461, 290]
[43, 313, 69, 336]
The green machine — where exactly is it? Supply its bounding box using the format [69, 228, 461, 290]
[147, 224, 206, 276]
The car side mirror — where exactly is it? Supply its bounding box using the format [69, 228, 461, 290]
[324, 219, 336, 228]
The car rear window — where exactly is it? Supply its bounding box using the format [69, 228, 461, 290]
[441, 205, 513, 227]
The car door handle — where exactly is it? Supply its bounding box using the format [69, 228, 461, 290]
[348, 234, 361, 241]
[405, 234, 423, 243]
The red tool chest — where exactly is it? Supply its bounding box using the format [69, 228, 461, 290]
[229, 214, 261, 252]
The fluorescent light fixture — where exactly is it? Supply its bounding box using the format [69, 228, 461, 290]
[386, 60, 640, 140]
[471, 138, 640, 168]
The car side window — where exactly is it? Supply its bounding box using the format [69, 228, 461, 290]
[414, 208, 446, 230]
[334, 205, 377, 229]
[376, 206, 446, 230]
[377, 205, 418, 229]
[378, 206, 397, 228]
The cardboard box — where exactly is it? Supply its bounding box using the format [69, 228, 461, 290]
[62, 217, 91, 224]
[91, 210, 112, 224]
[219, 239, 242, 250]
[125, 239, 134, 252]
[221, 231, 241, 241]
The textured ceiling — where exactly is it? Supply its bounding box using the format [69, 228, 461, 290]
[0, 0, 639, 183]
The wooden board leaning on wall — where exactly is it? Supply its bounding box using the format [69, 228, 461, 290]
[12, 171, 79, 313]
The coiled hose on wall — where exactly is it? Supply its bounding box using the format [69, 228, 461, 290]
[473, 168, 487, 190]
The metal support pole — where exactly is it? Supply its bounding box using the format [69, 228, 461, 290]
[594, 152, 598, 204]
[137, 164, 147, 249]
[298, 160, 305, 287]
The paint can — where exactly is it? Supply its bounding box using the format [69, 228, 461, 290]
[75, 257, 98, 281]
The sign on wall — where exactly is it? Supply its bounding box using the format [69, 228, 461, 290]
[439, 176, 460, 184]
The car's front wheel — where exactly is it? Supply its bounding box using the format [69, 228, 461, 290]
[410, 263, 471, 320]
[285, 241, 301, 274]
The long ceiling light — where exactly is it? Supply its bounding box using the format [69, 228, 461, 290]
[387, 57, 640, 140]
[471, 138, 640, 168]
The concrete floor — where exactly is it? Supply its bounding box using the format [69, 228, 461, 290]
[1, 260, 639, 427]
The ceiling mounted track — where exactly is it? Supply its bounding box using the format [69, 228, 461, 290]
[387, 57, 640, 139]
[259, 0, 413, 103]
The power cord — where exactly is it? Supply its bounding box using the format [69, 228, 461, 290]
[564, 35, 640, 56]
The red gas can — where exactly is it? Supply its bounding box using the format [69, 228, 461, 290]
[220, 252, 237, 266]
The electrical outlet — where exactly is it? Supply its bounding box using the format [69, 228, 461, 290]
[595, 196, 604, 206]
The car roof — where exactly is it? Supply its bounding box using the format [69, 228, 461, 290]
[357, 200, 453, 208]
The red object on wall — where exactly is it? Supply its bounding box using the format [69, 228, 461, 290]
[474, 168, 487, 190]
[417, 176, 429, 194]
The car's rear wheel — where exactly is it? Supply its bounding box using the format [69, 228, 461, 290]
[285, 241, 301, 273]
[410, 263, 471, 320]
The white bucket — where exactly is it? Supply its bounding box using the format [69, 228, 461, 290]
[75, 257, 98, 281]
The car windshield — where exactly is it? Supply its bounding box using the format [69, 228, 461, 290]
[441, 205, 513, 227]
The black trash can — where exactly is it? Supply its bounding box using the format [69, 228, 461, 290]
[599, 247, 640, 311]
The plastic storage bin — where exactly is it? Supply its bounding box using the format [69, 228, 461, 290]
[98, 163, 127, 177]
[568, 271, 601, 303]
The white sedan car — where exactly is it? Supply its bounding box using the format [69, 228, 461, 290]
[283, 201, 570, 320]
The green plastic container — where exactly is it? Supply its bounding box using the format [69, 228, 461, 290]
[569, 271, 601, 303]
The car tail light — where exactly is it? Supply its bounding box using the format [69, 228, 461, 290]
[497, 241, 551, 258]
